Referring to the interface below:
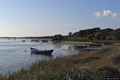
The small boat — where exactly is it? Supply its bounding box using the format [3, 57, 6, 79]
[89, 43, 101, 46]
[22, 40, 25, 42]
[75, 45, 87, 48]
[30, 47, 53, 55]
[41, 40, 48, 42]
[104, 42, 113, 45]
[34, 40, 39, 42]
[83, 47, 101, 50]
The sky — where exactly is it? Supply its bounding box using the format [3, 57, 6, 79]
[0, 0, 120, 37]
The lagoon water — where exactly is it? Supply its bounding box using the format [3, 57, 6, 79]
[0, 39, 78, 75]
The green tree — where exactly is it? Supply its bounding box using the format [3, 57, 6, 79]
[69, 32, 72, 36]
[101, 28, 113, 40]
[95, 32, 101, 40]
[79, 30, 86, 37]
[52, 34, 64, 41]
[100, 36, 106, 40]
[106, 36, 113, 40]
[111, 28, 120, 40]
[87, 34, 93, 40]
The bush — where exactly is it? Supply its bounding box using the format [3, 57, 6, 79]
[106, 36, 113, 40]
[87, 34, 93, 40]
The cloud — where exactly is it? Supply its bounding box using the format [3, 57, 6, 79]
[112, 12, 119, 17]
[94, 10, 119, 18]
[94, 12, 102, 17]
[103, 10, 112, 16]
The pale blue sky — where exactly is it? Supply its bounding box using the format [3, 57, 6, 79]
[0, 0, 120, 37]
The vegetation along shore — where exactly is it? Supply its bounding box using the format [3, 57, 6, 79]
[0, 43, 120, 80]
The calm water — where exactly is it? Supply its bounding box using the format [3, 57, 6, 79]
[0, 39, 78, 75]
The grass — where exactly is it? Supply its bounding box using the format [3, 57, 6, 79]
[0, 44, 120, 80]
[62, 41, 91, 45]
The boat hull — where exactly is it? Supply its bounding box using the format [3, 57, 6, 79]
[30, 48, 53, 55]
[75, 45, 87, 48]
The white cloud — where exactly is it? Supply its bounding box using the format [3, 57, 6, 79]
[112, 12, 119, 17]
[94, 10, 119, 18]
[94, 12, 102, 17]
[103, 10, 112, 16]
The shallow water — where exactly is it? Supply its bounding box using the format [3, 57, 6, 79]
[0, 39, 78, 75]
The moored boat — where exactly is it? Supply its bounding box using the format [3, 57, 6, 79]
[22, 40, 25, 42]
[75, 45, 87, 48]
[89, 43, 101, 46]
[30, 47, 53, 55]
[41, 40, 48, 42]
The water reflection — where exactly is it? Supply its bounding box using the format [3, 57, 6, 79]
[30, 53, 53, 58]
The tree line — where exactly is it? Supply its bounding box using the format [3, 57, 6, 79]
[73, 27, 120, 40]
[52, 27, 120, 41]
